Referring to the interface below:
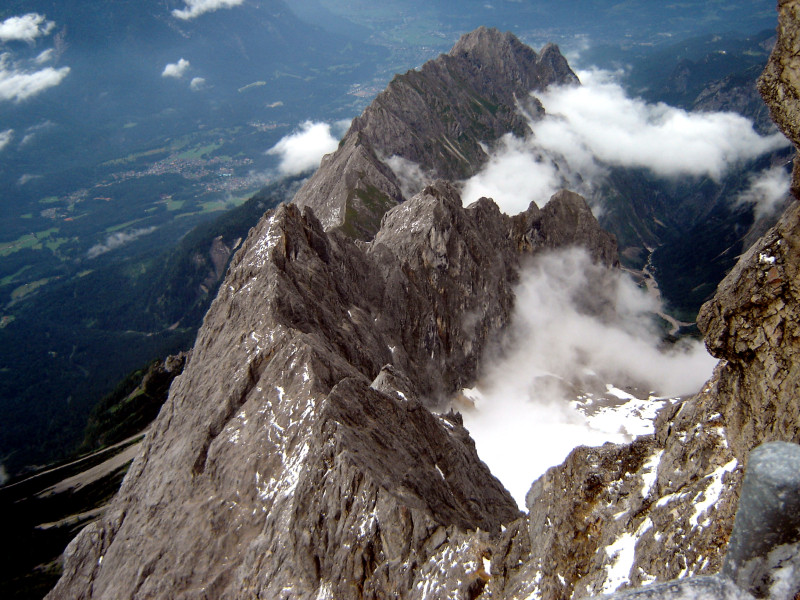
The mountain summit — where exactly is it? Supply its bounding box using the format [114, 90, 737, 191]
[293, 27, 577, 239]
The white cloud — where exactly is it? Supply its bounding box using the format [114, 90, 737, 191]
[461, 69, 791, 214]
[0, 129, 13, 151]
[461, 135, 567, 215]
[0, 13, 55, 43]
[457, 248, 716, 507]
[536, 70, 789, 178]
[267, 120, 343, 176]
[0, 53, 69, 102]
[735, 164, 792, 220]
[172, 0, 245, 20]
[386, 155, 434, 200]
[189, 76, 206, 91]
[87, 227, 157, 259]
[34, 48, 54, 64]
[162, 58, 191, 79]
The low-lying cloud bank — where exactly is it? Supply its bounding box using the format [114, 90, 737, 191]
[458, 248, 717, 507]
[87, 227, 157, 259]
[172, 0, 246, 20]
[462, 69, 790, 213]
[267, 120, 350, 176]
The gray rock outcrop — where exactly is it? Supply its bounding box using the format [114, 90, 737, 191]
[47, 181, 616, 599]
[759, 0, 800, 195]
[587, 441, 800, 600]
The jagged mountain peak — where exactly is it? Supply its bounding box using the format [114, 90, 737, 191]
[293, 27, 578, 240]
[447, 25, 538, 73]
[448, 25, 514, 53]
[45, 4, 800, 596]
[448, 27, 577, 92]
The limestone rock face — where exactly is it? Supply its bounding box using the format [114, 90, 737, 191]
[293, 27, 578, 239]
[47, 182, 615, 600]
[698, 202, 800, 460]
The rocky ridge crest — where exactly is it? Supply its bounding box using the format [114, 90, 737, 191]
[47, 180, 616, 599]
[46, 11, 800, 598]
[293, 27, 577, 239]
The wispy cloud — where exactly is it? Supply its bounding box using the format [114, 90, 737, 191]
[87, 227, 157, 259]
[34, 48, 54, 64]
[457, 247, 716, 506]
[172, 0, 245, 20]
[0, 53, 69, 102]
[162, 58, 190, 79]
[0, 13, 55, 43]
[189, 76, 206, 91]
[385, 155, 434, 199]
[267, 120, 349, 176]
[18, 174, 41, 185]
[19, 120, 55, 146]
[462, 69, 791, 214]
[735, 164, 792, 220]
[0, 129, 13, 151]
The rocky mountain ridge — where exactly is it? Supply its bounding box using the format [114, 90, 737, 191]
[47, 180, 616, 599]
[293, 27, 578, 239]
